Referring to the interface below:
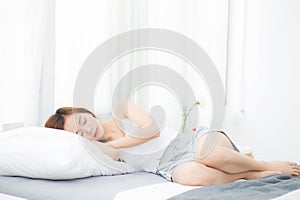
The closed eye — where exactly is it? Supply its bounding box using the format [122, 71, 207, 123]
[78, 115, 87, 125]
[78, 116, 82, 125]
[83, 117, 87, 125]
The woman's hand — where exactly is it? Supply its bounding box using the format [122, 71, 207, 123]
[108, 133, 159, 149]
[92, 140, 120, 161]
[110, 102, 161, 148]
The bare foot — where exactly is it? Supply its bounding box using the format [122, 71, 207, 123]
[264, 161, 300, 176]
[246, 171, 281, 180]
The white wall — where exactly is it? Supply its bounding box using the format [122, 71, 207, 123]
[225, 0, 300, 162]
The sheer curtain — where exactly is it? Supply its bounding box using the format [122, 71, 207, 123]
[55, 0, 229, 130]
[0, 0, 54, 130]
[0, 0, 228, 131]
[55, 0, 150, 112]
[146, 0, 228, 129]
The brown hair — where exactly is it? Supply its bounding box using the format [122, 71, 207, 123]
[45, 107, 96, 130]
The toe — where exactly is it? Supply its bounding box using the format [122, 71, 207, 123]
[292, 166, 300, 170]
[293, 171, 300, 176]
[292, 169, 300, 176]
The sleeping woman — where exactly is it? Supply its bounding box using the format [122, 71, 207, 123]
[45, 102, 300, 186]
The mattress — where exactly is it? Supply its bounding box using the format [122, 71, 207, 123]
[114, 182, 200, 200]
[0, 172, 167, 200]
[114, 174, 300, 200]
[116, 184, 300, 200]
[2, 172, 300, 200]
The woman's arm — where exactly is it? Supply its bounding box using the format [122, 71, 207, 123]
[109, 102, 160, 148]
[92, 141, 120, 161]
[108, 134, 157, 149]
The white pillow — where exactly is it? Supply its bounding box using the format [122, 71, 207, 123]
[0, 127, 136, 180]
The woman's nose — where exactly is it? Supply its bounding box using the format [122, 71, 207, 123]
[82, 126, 93, 135]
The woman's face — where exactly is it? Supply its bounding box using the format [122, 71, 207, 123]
[63, 112, 105, 141]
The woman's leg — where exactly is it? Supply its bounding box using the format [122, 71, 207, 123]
[195, 132, 300, 176]
[172, 161, 280, 186]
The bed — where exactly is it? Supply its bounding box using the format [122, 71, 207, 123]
[115, 174, 300, 200]
[1, 127, 300, 200]
[1, 173, 300, 200]
[0, 172, 167, 200]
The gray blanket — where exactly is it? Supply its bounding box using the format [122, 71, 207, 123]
[168, 174, 300, 200]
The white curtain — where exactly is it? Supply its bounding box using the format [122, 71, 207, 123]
[55, 0, 229, 130]
[0, 0, 228, 131]
[55, 0, 150, 112]
[0, 0, 54, 130]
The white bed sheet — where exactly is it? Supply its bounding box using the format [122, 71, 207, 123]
[0, 193, 27, 200]
[114, 182, 199, 200]
[0, 172, 167, 200]
[271, 189, 300, 200]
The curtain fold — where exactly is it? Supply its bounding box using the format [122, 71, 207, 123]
[0, 0, 54, 129]
[1, 0, 229, 131]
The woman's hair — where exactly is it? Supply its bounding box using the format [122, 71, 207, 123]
[45, 107, 96, 130]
